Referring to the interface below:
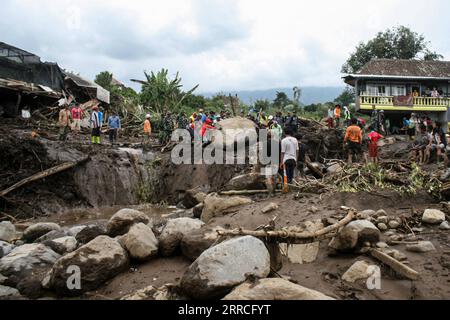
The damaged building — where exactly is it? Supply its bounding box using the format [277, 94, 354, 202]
[0, 42, 109, 117]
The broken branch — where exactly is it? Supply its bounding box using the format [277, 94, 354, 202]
[370, 249, 420, 281]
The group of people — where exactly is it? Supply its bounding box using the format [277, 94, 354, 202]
[58, 103, 121, 145]
[325, 104, 352, 129]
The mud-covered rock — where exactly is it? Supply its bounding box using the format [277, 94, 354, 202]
[0, 221, 16, 243]
[181, 236, 270, 300]
[44, 236, 78, 255]
[107, 209, 150, 236]
[180, 227, 222, 261]
[406, 241, 436, 253]
[159, 218, 205, 257]
[342, 261, 371, 283]
[118, 223, 158, 261]
[48, 236, 129, 296]
[223, 278, 334, 300]
[329, 220, 380, 252]
[23, 223, 61, 243]
[223, 173, 265, 191]
[201, 193, 253, 223]
[183, 187, 208, 209]
[422, 209, 446, 225]
[75, 225, 107, 245]
[0, 241, 15, 258]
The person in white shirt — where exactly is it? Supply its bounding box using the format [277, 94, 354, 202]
[280, 128, 299, 184]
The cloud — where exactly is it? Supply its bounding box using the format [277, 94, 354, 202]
[0, 0, 448, 92]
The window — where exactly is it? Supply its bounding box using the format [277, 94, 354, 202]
[391, 85, 406, 96]
[367, 84, 387, 96]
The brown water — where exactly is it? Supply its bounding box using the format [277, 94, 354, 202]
[30, 204, 178, 228]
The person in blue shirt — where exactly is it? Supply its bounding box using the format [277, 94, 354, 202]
[98, 108, 104, 127]
[108, 113, 121, 145]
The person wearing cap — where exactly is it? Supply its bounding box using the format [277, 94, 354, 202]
[90, 106, 101, 145]
[270, 120, 283, 140]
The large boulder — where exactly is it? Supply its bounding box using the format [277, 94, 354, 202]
[0, 221, 16, 243]
[159, 218, 205, 257]
[223, 173, 265, 191]
[0, 241, 15, 258]
[107, 209, 150, 236]
[75, 225, 107, 245]
[67, 225, 87, 237]
[212, 117, 257, 150]
[118, 223, 159, 261]
[0, 244, 60, 278]
[180, 236, 271, 300]
[329, 220, 380, 252]
[48, 236, 129, 296]
[23, 223, 61, 243]
[406, 241, 436, 253]
[201, 193, 253, 223]
[35, 230, 69, 243]
[0, 285, 21, 299]
[223, 278, 335, 300]
[183, 187, 208, 209]
[180, 227, 222, 261]
[422, 209, 446, 225]
[45, 236, 78, 254]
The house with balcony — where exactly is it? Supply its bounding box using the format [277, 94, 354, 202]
[343, 59, 450, 129]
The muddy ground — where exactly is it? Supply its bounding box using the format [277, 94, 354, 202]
[1, 117, 450, 300]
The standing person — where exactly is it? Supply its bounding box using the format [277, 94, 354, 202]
[431, 87, 439, 98]
[378, 110, 386, 134]
[291, 111, 299, 134]
[280, 128, 299, 185]
[71, 104, 83, 135]
[343, 106, 351, 127]
[368, 129, 384, 164]
[201, 118, 216, 147]
[344, 118, 363, 164]
[432, 122, 448, 164]
[143, 114, 152, 148]
[270, 121, 283, 140]
[371, 105, 379, 132]
[108, 112, 121, 146]
[161, 112, 174, 144]
[98, 108, 104, 129]
[58, 105, 71, 141]
[90, 106, 101, 145]
[334, 105, 341, 128]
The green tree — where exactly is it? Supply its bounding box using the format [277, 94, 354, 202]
[254, 99, 271, 112]
[139, 69, 199, 114]
[273, 91, 292, 109]
[334, 86, 355, 107]
[342, 26, 443, 73]
[94, 71, 114, 91]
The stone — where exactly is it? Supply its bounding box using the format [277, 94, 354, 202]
[383, 249, 408, 261]
[0, 244, 60, 278]
[376, 242, 389, 249]
[159, 218, 205, 257]
[181, 236, 271, 300]
[201, 193, 253, 223]
[35, 230, 69, 243]
[376, 209, 388, 217]
[183, 188, 208, 209]
[377, 223, 388, 231]
[23, 223, 61, 243]
[75, 225, 107, 245]
[67, 225, 87, 237]
[280, 243, 320, 264]
[0, 241, 15, 258]
[180, 227, 222, 261]
[51, 236, 78, 253]
[0, 285, 21, 298]
[388, 220, 400, 229]
[223, 278, 334, 300]
[262, 203, 279, 214]
[327, 163, 342, 175]
[193, 203, 205, 219]
[357, 210, 375, 220]
[0, 221, 16, 243]
[121, 284, 186, 300]
[107, 208, 150, 236]
[342, 261, 371, 283]
[223, 173, 265, 191]
[406, 241, 436, 253]
[422, 209, 446, 225]
[328, 220, 380, 252]
[377, 216, 388, 224]
[118, 223, 158, 261]
[48, 236, 129, 296]
[440, 221, 450, 230]
[0, 274, 7, 285]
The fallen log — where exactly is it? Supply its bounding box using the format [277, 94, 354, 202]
[369, 249, 419, 281]
[217, 210, 356, 244]
[305, 160, 324, 179]
[0, 157, 89, 198]
[219, 190, 281, 196]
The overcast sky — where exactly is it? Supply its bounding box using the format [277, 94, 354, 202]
[1, 0, 449, 93]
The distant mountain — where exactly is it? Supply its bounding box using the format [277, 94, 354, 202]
[200, 87, 344, 105]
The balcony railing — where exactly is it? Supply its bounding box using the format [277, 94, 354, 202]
[360, 95, 450, 108]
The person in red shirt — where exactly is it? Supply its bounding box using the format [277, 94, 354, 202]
[201, 119, 216, 147]
[368, 130, 384, 164]
[71, 104, 84, 135]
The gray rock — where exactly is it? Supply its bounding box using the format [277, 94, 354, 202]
[422, 209, 446, 224]
[388, 220, 400, 229]
[35, 230, 69, 243]
[377, 216, 389, 224]
[342, 261, 371, 283]
[23, 223, 61, 243]
[75, 225, 107, 245]
[357, 210, 375, 220]
[159, 218, 205, 257]
[193, 203, 205, 219]
[48, 236, 129, 296]
[223, 278, 334, 300]
[376, 242, 389, 249]
[107, 209, 150, 236]
[183, 188, 208, 209]
[406, 241, 436, 253]
[180, 227, 222, 261]
[439, 221, 450, 230]
[0, 221, 16, 243]
[328, 220, 381, 252]
[0, 285, 21, 298]
[0, 241, 15, 258]
[201, 193, 253, 223]
[223, 173, 265, 191]
[327, 163, 342, 175]
[376, 209, 387, 217]
[0, 244, 60, 278]
[0, 274, 7, 285]
[47, 236, 78, 254]
[377, 223, 388, 231]
[118, 223, 158, 261]
[181, 236, 270, 300]
[67, 226, 87, 237]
